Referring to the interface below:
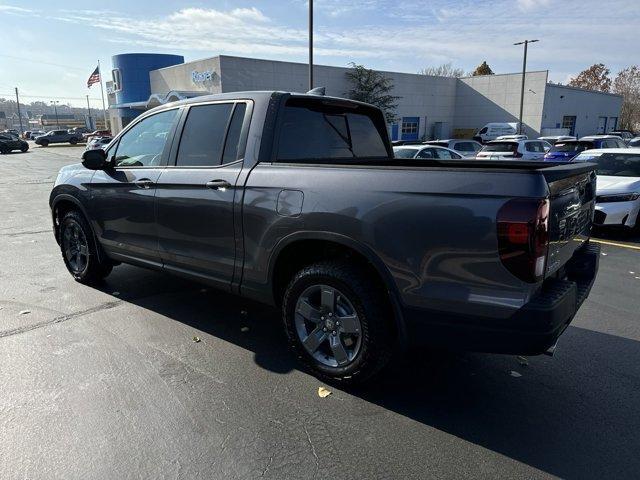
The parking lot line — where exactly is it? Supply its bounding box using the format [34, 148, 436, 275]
[588, 238, 640, 251]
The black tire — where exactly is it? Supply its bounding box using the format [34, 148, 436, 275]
[282, 261, 395, 384]
[40, 140, 49, 147]
[20, 144, 28, 153]
[0, 145, 9, 154]
[59, 210, 113, 284]
[69, 137, 78, 145]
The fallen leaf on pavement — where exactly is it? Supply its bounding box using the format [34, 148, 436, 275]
[516, 355, 529, 366]
[318, 386, 332, 398]
[192, 336, 201, 343]
[112, 291, 120, 296]
[240, 326, 249, 332]
[509, 371, 522, 378]
[601, 252, 607, 256]
[19, 310, 31, 315]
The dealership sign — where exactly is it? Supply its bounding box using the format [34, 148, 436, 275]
[192, 70, 215, 85]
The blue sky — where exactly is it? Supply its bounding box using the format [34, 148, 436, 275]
[1, 0, 638, 107]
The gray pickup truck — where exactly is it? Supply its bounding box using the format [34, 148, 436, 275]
[35, 129, 83, 147]
[49, 91, 599, 383]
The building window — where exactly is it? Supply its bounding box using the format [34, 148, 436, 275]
[562, 115, 576, 136]
[608, 117, 618, 131]
[112, 69, 122, 92]
[401, 120, 418, 135]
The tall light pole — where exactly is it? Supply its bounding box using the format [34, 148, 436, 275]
[514, 39, 538, 135]
[51, 101, 60, 127]
[14, 87, 24, 135]
[308, 0, 313, 90]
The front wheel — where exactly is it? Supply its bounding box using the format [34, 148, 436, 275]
[59, 210, 113, 284]
[39, 140, 49, 147]
[69, 137, 78, 145]
[282, 261, 395, 384]
[20, 144, 28, 153]
[0, 145, 9, 154]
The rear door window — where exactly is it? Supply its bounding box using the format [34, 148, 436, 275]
[277, 98, 389, 162]
[176, 103, 233, 167]
[455, 142, 474, 152]
[525, 142, 545, 153]
[416, 148, 436, 159]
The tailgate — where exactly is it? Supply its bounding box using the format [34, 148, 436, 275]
[542, 163, 597, 276]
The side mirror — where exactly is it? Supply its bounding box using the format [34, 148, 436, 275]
[82, 149, 108, 170]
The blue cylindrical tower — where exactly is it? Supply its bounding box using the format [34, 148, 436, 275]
[111, 53, 184, 124]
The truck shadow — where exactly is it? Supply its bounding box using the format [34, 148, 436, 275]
[101, 265, 640, 479]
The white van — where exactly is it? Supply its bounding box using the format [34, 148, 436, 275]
[473, 123, 518, 143]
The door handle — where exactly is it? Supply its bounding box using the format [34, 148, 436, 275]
[205, 179, 231, 190]
[134, 179, 154, 189]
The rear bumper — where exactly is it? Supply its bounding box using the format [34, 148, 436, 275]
[402, 242, 600, 355]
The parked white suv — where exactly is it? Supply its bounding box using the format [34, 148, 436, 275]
[476, 139, 548, 160]
[424, 139, 483, 158]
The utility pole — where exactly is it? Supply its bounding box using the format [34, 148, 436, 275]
[514, 39, 538, 135]
[308, 0, 313, 90]
[14, 87, 24, 135]
[51, 101, 60, 127]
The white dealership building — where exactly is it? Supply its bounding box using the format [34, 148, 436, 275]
[108, 53, 623, 140]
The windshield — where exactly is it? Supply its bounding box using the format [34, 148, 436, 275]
[550, 141, 594, 153]
[482, 142, 517, 152]
[393, 148, 418, 158]
[575, 152, 640, 176]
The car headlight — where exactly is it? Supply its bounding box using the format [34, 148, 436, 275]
[596, 192, 640, 203]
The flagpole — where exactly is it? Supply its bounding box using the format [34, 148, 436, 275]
[97, 59, 108, 130]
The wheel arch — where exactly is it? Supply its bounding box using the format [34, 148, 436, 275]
[50, 195, 95, 247]
[268, 231, 407, 344]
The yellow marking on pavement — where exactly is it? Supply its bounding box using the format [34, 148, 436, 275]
[587, 238, 640, 251]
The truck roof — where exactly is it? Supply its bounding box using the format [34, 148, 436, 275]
[153, 90, 378, 111]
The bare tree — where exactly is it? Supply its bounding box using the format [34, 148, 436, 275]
[613, 66, 640, 131]
[345, 62, 400, 123]
[471, 61, 494, 76]
[568, 64, 612, 92]
[419, 62, 464, 78]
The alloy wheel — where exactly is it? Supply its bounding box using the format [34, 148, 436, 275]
[294, 284, 362, 367]
[62, 222, 89, 274]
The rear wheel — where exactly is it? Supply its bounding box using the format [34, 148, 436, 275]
[69, 137, 78, 145]
[282, 261, 395, 384]
[0, 144, 9, 154]
[59, 210, 113, 284]
[20, 144, 28, 153]
[39, 140, 49, 147]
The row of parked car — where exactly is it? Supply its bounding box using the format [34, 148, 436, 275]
[392, 132, 640, 233]
[0, 128, 112, 153]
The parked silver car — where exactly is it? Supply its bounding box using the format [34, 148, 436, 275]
[574, 148, 640, 231]
[424, 139, 483, 158]
[393, 144, 463, 159]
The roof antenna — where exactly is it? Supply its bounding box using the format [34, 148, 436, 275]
[307, 86, 325, 95]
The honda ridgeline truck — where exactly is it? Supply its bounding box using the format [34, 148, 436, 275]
[49, 91, 599, 383]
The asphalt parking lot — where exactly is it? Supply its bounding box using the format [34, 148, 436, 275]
[1, 144, 640, 480]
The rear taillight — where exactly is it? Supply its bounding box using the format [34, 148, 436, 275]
[497, 198, 550, 283]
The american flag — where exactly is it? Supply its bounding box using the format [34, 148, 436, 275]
[87, 66, 100, 88]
